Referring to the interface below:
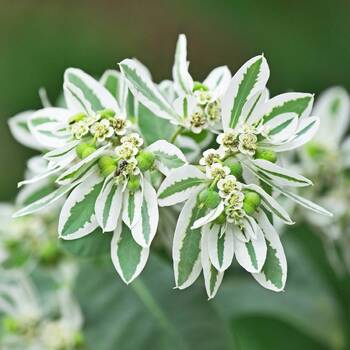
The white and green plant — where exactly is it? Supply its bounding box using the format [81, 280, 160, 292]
[9, 34, 331, 298]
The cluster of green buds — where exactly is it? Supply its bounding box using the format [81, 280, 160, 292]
[71, 109, 131, 159]
[98, 132, 156, 192]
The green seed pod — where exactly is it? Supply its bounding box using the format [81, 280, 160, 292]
[39, 241, 60, 265]
[81, 146, 96, 159]
[127, 175, 141, 192]
[136, 150, 155, 171]
[223, 157, 243, 178]
[214, 212, 226, 225]
[198, 189, 221, 209]
[243, 190, 261, 207]
[255, 149, 277, 163]
[192, 81, 209, 92]
[2, 316, 19, 333]
[243, 201, 256, 215]
[98, 156, 117, 177]
[68, 112, 86, 124]
[76, 142, 89, 159]
[99, 108, 116, 119]
[74, 331, 85, 347]
[306, 142, 326, 160]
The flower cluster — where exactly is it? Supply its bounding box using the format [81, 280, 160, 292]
[9, 34, 332, 298]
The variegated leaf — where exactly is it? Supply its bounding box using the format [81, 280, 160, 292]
[222, 55, 269, 130]
[203, 66, 231, 100]
[122, 189, 143, 228]
[111, 220, 149, 284]
[158, 165, 207, 206]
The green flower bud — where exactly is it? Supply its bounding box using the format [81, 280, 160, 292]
[98, 156, 117, 177]
[223, 157, 243, 178]
[38, 241, 60, 265]
[214, 212, 226, 225]
[76, 143, 96, 159]
[243, 201, 256, 215]
[99, 108, 116, 119]
[127, 175, 141, 193]
[193, 81, 209, 92]
[69, 112, 86, 124]
[255, 149, 277, 163]
[199, 189, 221, 209]
[243, 190, 261, 207]
[136, 150, 155, 171]
[2, 316, 19, 333]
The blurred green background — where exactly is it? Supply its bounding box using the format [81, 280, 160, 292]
[1, 0, 350, 349]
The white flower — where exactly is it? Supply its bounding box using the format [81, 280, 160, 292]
[121, 132, 144, 147]
[205, 100, 221, 125]
[115, 141, 138, 160]
[206, 163, 230, 179]
[194, 89, 213, 105]
[70, 120, 89, 139]
[85, 113, 100, 126]
[199, 148, 224, 167]
[216, 129, 238, 153]
[238, 133, 258, 156]
[224, 190, 244, 208]
[110, 115, 131, 136]
[225, 206, 245, 225]
[217, 175, 241, 198]
[90, 119, 114, 142]
[185, 108, 208, 134]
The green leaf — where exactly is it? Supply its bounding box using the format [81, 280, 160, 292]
[159, 178, 204, 199]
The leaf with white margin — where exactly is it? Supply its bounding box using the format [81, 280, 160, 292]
[59, 172, 104, 240]
[269, 117, 320, 152]
[235, 218, 267, 273]
[173, 193, 206, 289]
[242, 183, 294, 224]
[207, 224, 234, 273]
[201, 227, 224, 299]
[241, 89, 269, 125]
[44, 140, 79, 161]
[8, 111, 43, 151]
[131, 178, 159, 248]
[265, 112, 298, 142]
[146, 140, 187, 175]
[16, 179, 56, 207]
[111, 219, 149, 284]
[120, 59, 180, 122]
[122, 189, 143, 228]
[56, 145, 109, 185]
[313, 87, 350, 148]
[263, 92, 314, 124]
[100, 69, 128, 112]
[172, 34, 194, 95]
[252, 211, 287, 291]
[64, 68, 120, 113]
[95, 176, 123, 232]
[203, 66, 231, 100]
[191, 201, 224, 229]
[250, 159, 312, 187]
[245, 165, 332, 217]
[221, 55, 270, 130]
[158, 165, 207, 206]
[28, 107, 71, 149]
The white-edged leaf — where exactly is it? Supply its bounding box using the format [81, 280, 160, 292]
[241, 89, 269, 125]
[59, 172, 104, 240]
[173, 194, 206, 289]
[147, 140, 187, 175]
[250, 159, 312, 187]
[203, 66, 231, 100]
[95, 176, 123, 232]
[265, 112, 298, 142]
[122, 189, 143, 228]
[191, 201, 224, 229]
[131, 178, 159, 248]
[242, 183, 293, 224]
[172, 34, 194, 95]
[111, 219, 149, 284]
[263, 92, 314, 123]
[222, 55, 270, 130]
[8, 111, 43, 150]
[253, 211, 287, 291]
[64, 68, 120, 113]
[158, 165, 207, 206]
[235, 218, 267, 273]
[119, 59, 179, 122]
[207, 224, 234, 273]
[201, 228, 224, 299]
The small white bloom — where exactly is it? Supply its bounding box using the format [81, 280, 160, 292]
[70, 121, 89, 140]
[217, 129, 238, 153]
[238, 133, 258, 156]
[121, 132, 144, 147]
[205, 100, 221, 125]
[185, 109, 208, 134]
[206, 162, 230, 179]
[115, 141, 138, 160]
[90, 119, 114, 142]
[217, 175, 241, 198]
[194, 89, 212, 105]
[110, 116, 131, 136]
[224, 190, 244, 208]
[225, 206, 245, 225]
[85, 114, 100, 126]
[199, 148, 224, 166]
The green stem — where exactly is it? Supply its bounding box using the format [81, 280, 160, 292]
[169, 126, 184, 143]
